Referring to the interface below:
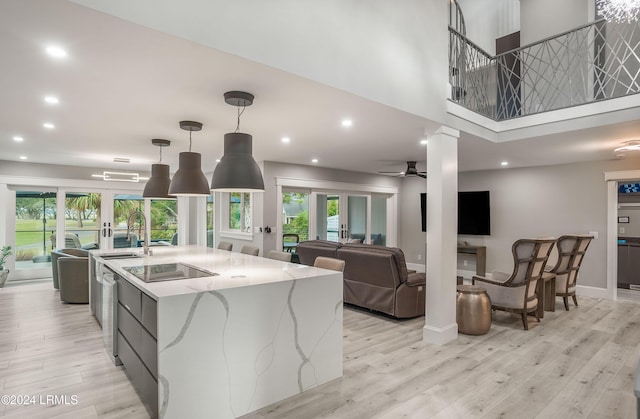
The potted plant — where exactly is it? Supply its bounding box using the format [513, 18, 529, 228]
[0, 246, 12, 288]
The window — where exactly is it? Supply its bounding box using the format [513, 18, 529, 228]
[282, 191, 309, 241]
[224, 192, 252, 235]
[150, 199, 178, 243]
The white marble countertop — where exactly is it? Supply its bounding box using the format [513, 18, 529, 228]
[90, 245, 333, 300]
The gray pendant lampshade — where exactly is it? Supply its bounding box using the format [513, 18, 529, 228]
[168, 121, 210, 196]
[211, 132, 265, 191]
[143, 163, 172, 198]
[143, 139, 174, 199]
[211, 91, 265, 192]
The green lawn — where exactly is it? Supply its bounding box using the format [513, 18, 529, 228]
[15, 218, 99, 247]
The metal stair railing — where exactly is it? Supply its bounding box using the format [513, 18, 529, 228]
[449, 18, 640, 121]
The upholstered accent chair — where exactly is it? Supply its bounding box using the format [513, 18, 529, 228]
[51, 248, 89, 303]
[50, 233, 99, 250]
[545, 235, 593, 311]
[267, 250, 292, 262]
[217, 241, 233, 251]
[313, 256, 345, 272]
[473, 238, 556, 330]
[240, 245, 260, 256]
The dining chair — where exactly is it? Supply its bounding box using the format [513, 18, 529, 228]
[473, 238, 556, 330]
[240, 245, 260, 256]
[217, 241, 233, 251]
[282, 233, 300, 252]
[313, 256, 346, 272]
[267, 250, 292, 262]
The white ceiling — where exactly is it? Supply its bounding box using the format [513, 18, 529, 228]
[0, 0, 638, 178]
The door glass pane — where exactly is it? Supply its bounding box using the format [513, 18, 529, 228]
[316, 194, 340, 242]
[371, 196, 387, 246]
[283, 192, 309, 250]
[150, 199, 178, 244]
[207, 195, 214, 247]
[113, 194, 144, 248]
[64, 192, 101, 250]
[15, 191, 57, 270]
[347, 196, 367, 243]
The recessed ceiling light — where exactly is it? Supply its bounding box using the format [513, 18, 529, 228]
[341, 119, 353, 127]
[44, 96, 59, 104]
[501, 161, 509, 166]
[13, 136, 23, 142]
[45, 46, 67, 59]
[311, 158, 319, 163]
[19, 156, 27, 160]
[43, 122, 55, 129]
[216, 158, 221, 163]
[420, 139, 428, 145]
[281, 137, 290, 143]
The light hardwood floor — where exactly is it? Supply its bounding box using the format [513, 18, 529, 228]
[1, 280, 639, 418]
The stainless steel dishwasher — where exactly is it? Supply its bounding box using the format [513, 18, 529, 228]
[100, 263, 121, 366]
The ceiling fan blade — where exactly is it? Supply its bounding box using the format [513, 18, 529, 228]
[378, 171, 403, 174]
[417, 173, 427, 178]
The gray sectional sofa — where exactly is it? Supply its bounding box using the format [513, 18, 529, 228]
[296, 241, 426, 318]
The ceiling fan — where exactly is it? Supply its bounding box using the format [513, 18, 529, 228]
[378, 161, 426, 178]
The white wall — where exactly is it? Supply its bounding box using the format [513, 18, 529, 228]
[71, 0, 449, 123]
[400, 156, 640, 289]
[457, 0, 520, 55]
[520, 0, 592, 45]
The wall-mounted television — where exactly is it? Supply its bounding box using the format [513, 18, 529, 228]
[458, 191, 490, 235]
[420, 191, 491, 235]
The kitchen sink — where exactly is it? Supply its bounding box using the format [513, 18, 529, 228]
[99, 253, 142, 260]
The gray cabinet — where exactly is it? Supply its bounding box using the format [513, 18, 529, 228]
[618, 244, 640, 290]
[116, 274, 158, 418]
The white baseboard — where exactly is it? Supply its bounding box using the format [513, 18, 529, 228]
[576, 285, 610, 300]
[423, 322, 458, 346]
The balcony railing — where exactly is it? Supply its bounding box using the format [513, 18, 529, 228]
[449, 18, 640, 120]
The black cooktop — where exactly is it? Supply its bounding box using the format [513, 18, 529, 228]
[123, 263, 217, 283]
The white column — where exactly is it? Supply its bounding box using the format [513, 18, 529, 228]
[423, 126, 459, 345]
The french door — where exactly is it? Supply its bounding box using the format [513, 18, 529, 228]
[311, 192, 371, 244]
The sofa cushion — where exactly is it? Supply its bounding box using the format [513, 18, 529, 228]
[296, 240, 342, 265]
[340, 244, 410, 285]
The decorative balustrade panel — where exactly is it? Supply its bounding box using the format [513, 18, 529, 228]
[449, 19, 640, 121]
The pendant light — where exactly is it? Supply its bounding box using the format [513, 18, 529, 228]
[168, 121, 210, 196]
[211, 91, 265, 192]
[597, 0, 640, 23]
[143, 139, 174, 199]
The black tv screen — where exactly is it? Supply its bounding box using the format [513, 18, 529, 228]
[458, 191, 490, 235]
[420, 191, 490, 235]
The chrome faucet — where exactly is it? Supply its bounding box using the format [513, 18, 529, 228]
[126, 211, 150, 255]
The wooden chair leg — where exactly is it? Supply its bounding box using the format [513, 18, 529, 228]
[521, 312, 529, 330]
[572, 295, 578, 307]
[533, 308, 540, 322]
[563, 297, 569, 311]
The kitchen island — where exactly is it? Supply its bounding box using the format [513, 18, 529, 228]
[89, 246, 343, 419]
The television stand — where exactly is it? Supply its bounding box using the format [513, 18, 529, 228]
[457, 245, 486, 277]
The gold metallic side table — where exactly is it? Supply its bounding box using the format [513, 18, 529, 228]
[456, 284, 492, 335]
